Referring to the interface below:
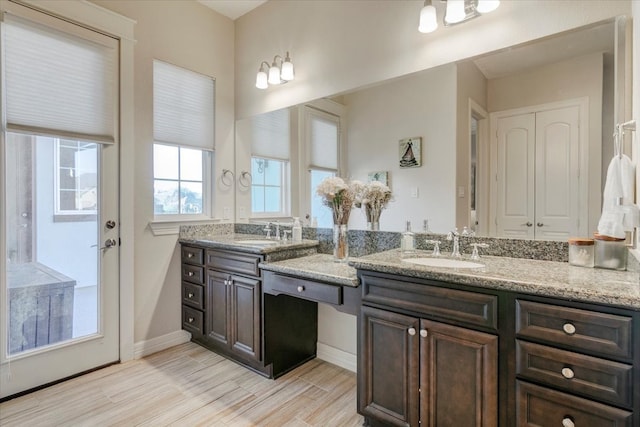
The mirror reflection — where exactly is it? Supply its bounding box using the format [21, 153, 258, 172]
[236, 19, 622, 240]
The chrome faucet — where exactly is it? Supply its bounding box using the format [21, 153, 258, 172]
[263, 223, 272, 239]
[273, 221, 281, 241]
[446, 228, 461, 258]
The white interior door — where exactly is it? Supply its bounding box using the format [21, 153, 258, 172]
[534, 105, 580, 240]
[1, 3, 120, 399]
[495, 113, 536, 239]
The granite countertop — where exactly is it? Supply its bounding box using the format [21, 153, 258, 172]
[179, 234, 319, 257]
[349, 249, 640, 310]
[260, 254, 358, 287]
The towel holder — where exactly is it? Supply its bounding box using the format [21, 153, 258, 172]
[221, 169, 234, 187]
[239, 171, 252, 188]
[614, 119, 636, 158]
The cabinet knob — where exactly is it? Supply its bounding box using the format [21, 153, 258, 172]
[561, 367, 575, 379]
[188, 292, 194, 298]
[419, 329, 428, 338]
[297, 285, 305, 292]
[187, 253, 193, 258]
[537, 222, 544, 227]
[562, 323, 576, 335]
[187, 271, 194, 277]
[562, 417, 575, 427]
[188, 317, 194, 323]
[408, 328, 416, 336]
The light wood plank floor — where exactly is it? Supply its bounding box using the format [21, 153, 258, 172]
[0, 342, 363, 426]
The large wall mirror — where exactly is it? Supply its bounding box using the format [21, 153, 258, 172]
[235, 17, 631, 241]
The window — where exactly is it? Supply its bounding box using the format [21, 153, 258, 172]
[251, 157, 288, 215]
[246, 108, 291, 216]
[153, 144, 209, 215]
[55, 139, 98, 216]
[304, 106, 340, 228]
[153, 60, 215, 219]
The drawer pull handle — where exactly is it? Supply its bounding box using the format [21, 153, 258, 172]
[297, 285, 305, 292]
[187, 271, 194, 277]
[419, 329, 428, 338]
[408, 328, 416, 336]
[188, 317, 194, 323]
[561, 367, 575, 379]
[187, 253, 193, 258]
[188, 292, 194, 298]
[562, 323, 576, 335]
[562, 417, 575, 427]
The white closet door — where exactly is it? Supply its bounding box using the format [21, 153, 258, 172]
[534, 105, 580, 240]
[495, 114, 536, 239]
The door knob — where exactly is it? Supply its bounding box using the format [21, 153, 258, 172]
[105, 220, 116, 229]
[537, 222, 544, 227]
[408, 328, 416, 336]
[523, 222, 532, 227]
[100, 238, 117, 250]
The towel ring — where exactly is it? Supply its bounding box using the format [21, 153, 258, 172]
[221, 169, 234, 187]
[239, 171, 252, 188]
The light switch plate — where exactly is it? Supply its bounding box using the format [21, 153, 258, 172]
[410, 187, 419, 198]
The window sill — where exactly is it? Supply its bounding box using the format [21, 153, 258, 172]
[149, 217, 222, 236]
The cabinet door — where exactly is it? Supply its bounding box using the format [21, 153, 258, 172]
[206, 270, 230, 346]
[420, 319, 498, 427]
[359, 306, 419, 427]
[230, 275, 261, 362]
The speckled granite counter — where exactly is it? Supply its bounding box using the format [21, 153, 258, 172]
[259, 254, 358, 287]
[179, 234, 319, 262]
[349, 249, 640, 310]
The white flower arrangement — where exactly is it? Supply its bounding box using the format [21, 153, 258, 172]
[356, 181, 392, 226]
[316, 176, 357, 225]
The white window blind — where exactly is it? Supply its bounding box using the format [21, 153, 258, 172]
[4, 13, 118, 144]
[307, 108, 339, 170]
[153, 60, 215, 151]
[249, 108, 290, 161]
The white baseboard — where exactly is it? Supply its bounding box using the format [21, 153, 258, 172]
[316, 342, 357, 373]
[134, 330, 191, 359]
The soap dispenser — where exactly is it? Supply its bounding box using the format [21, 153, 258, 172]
[292, 217, 302, 242]
[401, 221, 415, 253]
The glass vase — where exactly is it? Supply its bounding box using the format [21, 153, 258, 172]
[333, 224, 349, 262]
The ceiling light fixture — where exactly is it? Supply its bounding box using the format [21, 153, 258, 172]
[255, 52, 295, 89]
[419, 0, 500, 33]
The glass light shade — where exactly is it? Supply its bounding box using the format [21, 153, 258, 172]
[255, 70, 268, 89]
[268, 64, 281, 85]
[476, 0, 500, 13]
[281, 60, 294, 81]
[444, 0, 466, 24]
[418, 4, 438, 33]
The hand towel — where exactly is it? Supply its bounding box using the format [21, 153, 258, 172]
[597, 154, 638, 238]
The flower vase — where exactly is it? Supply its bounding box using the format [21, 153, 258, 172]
[367, 221, 380, 231]
[333, 224, 349, 262]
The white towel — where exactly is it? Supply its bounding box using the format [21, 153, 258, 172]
[597, 154, 639, 238]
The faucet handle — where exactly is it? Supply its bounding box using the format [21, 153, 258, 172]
[425, 240, 441, 257]
[282, 230, 291, 242]
[263, 223, 272, 239]
[470, 243, 489, 260]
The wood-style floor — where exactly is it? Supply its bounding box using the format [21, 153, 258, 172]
[0, 342, 363, 426]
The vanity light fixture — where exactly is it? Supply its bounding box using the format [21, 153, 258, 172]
[419, 0, 499, 33]
[255, 52, 295, 89]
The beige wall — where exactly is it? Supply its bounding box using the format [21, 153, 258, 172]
[345, 65, 457, 233]
[91, 0, 235, 344]
[235, 0, 629, 119]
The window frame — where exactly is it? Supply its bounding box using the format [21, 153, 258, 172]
[250, 155, 290, 218]
[152, 142, 213, 222]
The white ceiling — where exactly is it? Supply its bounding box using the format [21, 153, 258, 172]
[198, 0, 266, 20]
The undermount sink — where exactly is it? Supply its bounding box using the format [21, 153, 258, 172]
[235, 239, 279, 246]
[402, 257, 485, 269]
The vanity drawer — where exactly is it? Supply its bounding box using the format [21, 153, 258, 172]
[182, 282, 204, 310]
[264, 272, 342, 305]
[182, 264, 204, 284]
[182, 305, 204, 336]
[360, 272, 497, 329]
[516, 381, 632, 426]
[181, 246, 204, 265]
[515, 300, 633, 359]
[516, 340, 633, 407]
[206, 249, 262, 278]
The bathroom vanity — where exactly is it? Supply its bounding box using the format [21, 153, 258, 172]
[350, 250, 640, 427]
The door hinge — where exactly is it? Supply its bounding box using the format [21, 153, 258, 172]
[119, 237, 122, 246]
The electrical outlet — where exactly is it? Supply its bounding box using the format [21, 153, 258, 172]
[410, 187, 419, 198]
[223, 206, 231, 219]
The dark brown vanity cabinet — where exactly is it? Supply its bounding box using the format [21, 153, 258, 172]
[358, 272, 499, 427]
[514, 299, 636, 426]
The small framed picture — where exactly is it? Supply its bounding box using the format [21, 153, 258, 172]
[368, 171, 388, 186]
[399, 137, 421, 168]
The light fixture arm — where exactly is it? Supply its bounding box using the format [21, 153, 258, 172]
[255, 52, 295, 89]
